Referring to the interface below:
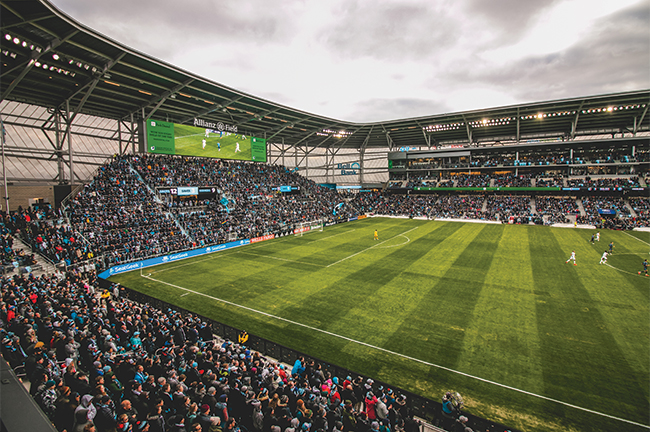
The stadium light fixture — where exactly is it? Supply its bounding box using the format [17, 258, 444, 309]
[42, 64, 48, 69]
[13, 37, 20, 44]
[34, 61, 41, 67]
[52, 54, 59, 60]
[21, 41, 27, 48]
[4, 34, 11, 41]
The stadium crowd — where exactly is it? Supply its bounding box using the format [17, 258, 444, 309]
[0, 155, 645, 274]
[0, 270, 425, 432]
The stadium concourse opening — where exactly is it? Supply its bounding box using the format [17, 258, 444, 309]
[0, 1, 649, 432]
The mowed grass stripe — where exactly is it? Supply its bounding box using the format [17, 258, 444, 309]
[458, 225, 543, 392]
[274, 222, 440, 332]
[383, 224, 503, 370]
[528, 228, 649, 424]
[246, 219, 413, 266]
[318, 222, 455, 348]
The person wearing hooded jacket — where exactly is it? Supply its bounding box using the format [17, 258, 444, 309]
[364, 391, 378, 421]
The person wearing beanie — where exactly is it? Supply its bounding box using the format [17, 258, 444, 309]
[35, 379, 58, 419]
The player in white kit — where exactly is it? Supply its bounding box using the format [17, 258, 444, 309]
[202, 139, 206, 149]
[599, 251, 608, 264]
[566, 251, 576, 265]
[235, 142, 241, 152]
[205, 129, 210, 137]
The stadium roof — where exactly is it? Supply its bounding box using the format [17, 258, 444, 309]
[1, 0, 649, 150]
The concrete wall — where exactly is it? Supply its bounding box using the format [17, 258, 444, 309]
[2, 185, 55, 212]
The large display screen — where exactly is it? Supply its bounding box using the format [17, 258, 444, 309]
[146, 120, 267, 162]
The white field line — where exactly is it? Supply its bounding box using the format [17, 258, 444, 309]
[326, 226, 420, 268]
[311, 229, 356, 242]
[142, 272, 649, 430]
[623, 230, 650, 246]
[376, 234, 411, 249]
[180, 292, 191, 297]
[605, 262, 648, 277]
[150, 238, 290, 275]
[238, 251, 325, 267]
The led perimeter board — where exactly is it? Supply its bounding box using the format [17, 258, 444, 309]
[146, 120, 267, 162]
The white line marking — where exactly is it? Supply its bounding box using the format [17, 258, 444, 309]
[140, 272, 649, 430]
[150, 238, 290, 275]
[326, 227, 419, 268]
[623, 231, 650, 246]
[311, 229, 356, 242]
[605, 262, 648, 277]
[376, 234, 411, 249]
[238, 251, 325, 267]
[180, 292, 191, 297]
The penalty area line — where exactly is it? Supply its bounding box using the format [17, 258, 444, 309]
[238, 251, 325, 267]
[326, 226, 419, 268]
[140, 272, 649, 430]
[622, 230, 650, 246]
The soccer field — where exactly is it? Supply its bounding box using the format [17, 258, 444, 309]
[110, 218, 650, 432]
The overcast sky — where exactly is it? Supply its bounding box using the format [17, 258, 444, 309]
[50, 0, 649, 123]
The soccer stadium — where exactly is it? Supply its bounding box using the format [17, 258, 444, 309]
[0, 1, 649, 432]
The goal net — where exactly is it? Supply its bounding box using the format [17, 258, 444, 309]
[294, 219, 324, 237]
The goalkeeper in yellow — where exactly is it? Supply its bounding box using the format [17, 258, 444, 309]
[374, 229, 378, 241]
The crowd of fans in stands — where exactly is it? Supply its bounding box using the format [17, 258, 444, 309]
[534, 197, 580, 225]
[0, 270, 423, 432]
[0, 155, 646, 274]
[566, 177, 641, 188]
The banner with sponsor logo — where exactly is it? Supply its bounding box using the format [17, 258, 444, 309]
[98, 239, 250, 278]
[251, 234, 275, 243]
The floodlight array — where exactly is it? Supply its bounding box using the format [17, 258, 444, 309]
[318, 129, 353, 138]
[581, 104, 646, 114]
[4, 33, 41, 52]
[423, 123, 463, 133]
[468, 117, 513, 128]
[521, 111, 575, 120]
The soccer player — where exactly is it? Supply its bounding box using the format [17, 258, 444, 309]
[596, 232, 600, 242]
[202, 139, 207, 149]
[374, 229, 378, 241]
[641, 259, 648, 276]
[235, 142, 241, 152]
[599, 251, 608, 264]
[590, 234, 595, 244]
[217, 142, 221, 151]
[609, 241, 614, 254]
[566, 251, 576, 265]
[205, 128, 210, 137]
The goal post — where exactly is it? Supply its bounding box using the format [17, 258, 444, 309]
[295, 219, 324, 237]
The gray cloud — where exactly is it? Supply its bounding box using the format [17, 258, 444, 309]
[446, 1, 650, 103]
[53, 0, 297, 58]
[321, 0, 460, 61]
[348, 97, 451, 123]
[464, 0, 562, 42]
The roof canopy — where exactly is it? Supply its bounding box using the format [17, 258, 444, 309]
[2, 0, 649, 150]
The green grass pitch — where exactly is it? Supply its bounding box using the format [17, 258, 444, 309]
[173, 124, 252, 160]
[110, 218, 650, 432]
